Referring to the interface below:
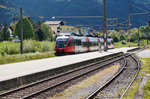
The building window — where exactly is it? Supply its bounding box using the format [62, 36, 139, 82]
[71, 28, 75, 31]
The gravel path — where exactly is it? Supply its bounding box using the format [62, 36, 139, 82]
[136, 49, 150, 58]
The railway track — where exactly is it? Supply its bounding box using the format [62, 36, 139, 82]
[86, 54, 140, 99]
[0, 53, 129, 99]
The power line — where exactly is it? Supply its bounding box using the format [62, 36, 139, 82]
[133, 5, 149, 13]
[52, 16, 103, 19]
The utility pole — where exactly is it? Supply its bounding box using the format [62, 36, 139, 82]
[128, 15, 131, 47]
[104, 0, 107, 51]
[20, 8, 23, 54]
[128, 0, 132, 47]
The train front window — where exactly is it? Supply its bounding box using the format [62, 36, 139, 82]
[56, 38, 69, 47]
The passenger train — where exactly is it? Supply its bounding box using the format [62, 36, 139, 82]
[55, 32, 114, 54]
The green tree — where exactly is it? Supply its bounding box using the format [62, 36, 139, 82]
[140, 26, 150, 44]
[118, 27, 122, 31]
[130, 35, 136, 42]
[2, 21, 10, 41]
[15, 18, 35, 39]
[27, 17, 34, 24]
[108, 30, 118, 39]
[0, 31, 3, 41]
[119, 33, 126, 41]
[10, 22, 16, 36]
[129, 28, 142, 41]
[35, 27, 44, 41]
[34, 21, 43, 41]
[41, 24, 54, 41]
[140, 26, 150, 39]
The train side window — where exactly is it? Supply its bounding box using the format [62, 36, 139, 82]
[83, 42, 87, 47]
[93, 42, 95, 46]
[68, 40, 72, 46]
[75, 40, 81, 45]
[90, 42, 92, 47]
[94, 42, 96, 46]
[68, 39, 75, 46]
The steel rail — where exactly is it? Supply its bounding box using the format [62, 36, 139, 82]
[119, 55, 140, 99]
[86, 54, 140, 99]
[0, 53, 124, 97]
[85, 54, 128, 99]
[22, 54, 129, 99]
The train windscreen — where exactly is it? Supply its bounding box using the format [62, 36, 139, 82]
[56, 38, 69, 47]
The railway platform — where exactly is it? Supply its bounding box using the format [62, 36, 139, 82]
[0, 47, 138, 90]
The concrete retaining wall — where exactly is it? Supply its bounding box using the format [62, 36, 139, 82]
[127, 47, 140, 52]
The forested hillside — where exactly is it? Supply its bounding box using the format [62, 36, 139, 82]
[0, 0, 150, 27]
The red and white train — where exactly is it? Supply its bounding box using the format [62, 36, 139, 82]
[55, 32, 114, 53]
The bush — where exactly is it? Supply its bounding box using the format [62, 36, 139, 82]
[121, 40, 127, 45]
[113, 36, 119, 42]
[23, 40, 55, 53]
[8, 45, 20, 54]
[41, 41, 51, 52]
[119, 34, 126, 41]
[1, 41, 9, 55]
[23, 40, 42, 53]
[130, 35, 136, 42]
[134, 40, 138, 43]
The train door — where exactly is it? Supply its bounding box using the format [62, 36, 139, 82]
[86, 38, 90, 52]
[75, 39, 82, 53]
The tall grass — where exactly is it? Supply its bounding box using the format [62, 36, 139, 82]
[0, 41, 20, 55]
[0, 40, 55, 56]
[144, 77, 150, 99]
[0, 51, 55, 65]
[114, 40, 150, 48]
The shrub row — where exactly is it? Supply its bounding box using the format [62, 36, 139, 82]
[0, 40, 55, 56]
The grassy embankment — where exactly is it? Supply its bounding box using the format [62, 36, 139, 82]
[142, 58, 150, 99]
[114, 40, 150, 48]
[0, 40, 55, 65]
[122, 58, 150, 99]
[114, 42, 138, 48]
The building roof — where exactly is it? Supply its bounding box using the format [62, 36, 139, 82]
[44, 21, 64, 25]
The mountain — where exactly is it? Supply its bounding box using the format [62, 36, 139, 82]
[0, 0, 150, 28]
